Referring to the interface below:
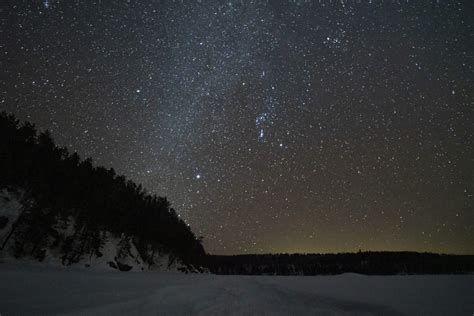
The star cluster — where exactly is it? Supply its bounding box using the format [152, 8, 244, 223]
[1, 1, 472, 254]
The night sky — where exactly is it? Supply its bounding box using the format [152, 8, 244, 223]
[1, 1, 473, 255]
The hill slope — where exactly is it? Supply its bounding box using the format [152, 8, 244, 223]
[0, 112, 205, 271]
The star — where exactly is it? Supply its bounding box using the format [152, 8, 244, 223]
[2, 0, 471, 255]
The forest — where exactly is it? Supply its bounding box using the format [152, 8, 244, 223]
[206, 252, 474, 275]
[0, 112, 205, 269]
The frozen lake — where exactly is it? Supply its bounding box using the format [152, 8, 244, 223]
[0, 264, 472, 315]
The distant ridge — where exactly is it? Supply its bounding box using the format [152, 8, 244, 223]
[206, 252, 474, 275]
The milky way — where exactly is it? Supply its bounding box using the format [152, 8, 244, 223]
[1, 1, 473, 254]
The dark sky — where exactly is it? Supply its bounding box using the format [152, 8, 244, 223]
[1, 0, 473, 255]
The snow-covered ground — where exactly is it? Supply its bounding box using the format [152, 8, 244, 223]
[0, 264, 472, 315]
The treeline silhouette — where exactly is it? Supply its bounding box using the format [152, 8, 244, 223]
[2, 112, 473, 275]
[206, 252, 474, 275]
[0, 112, 205, 268]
